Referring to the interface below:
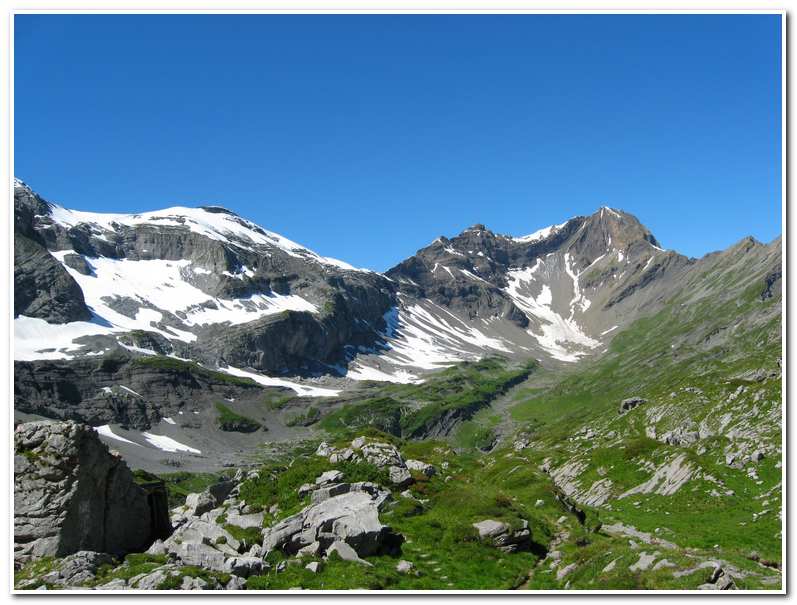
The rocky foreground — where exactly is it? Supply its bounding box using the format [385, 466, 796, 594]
[14, 415, 782, 591]
[16, 420, 524, 590]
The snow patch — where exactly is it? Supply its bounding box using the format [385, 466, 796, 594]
[376, 301, 512, 371]
[141, 432, 201, 454]
[504, 264, 600, 362]
[443, 246, 465, 257]
[95, 425, 142, 447]
[514, 221, 569, 244]
[221, 366, 340, 397]
[345, 364, 420, 384]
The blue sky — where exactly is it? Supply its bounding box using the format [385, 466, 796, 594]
[15, 14, 782, 271]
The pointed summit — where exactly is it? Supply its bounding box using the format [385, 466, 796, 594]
[578, 206, 662, 251]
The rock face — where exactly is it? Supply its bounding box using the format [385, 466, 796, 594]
[14, 351, 275, 430]
[14, 420, 171, 563]
[15, 234, 92, 323]
[14, 182, 91, 323]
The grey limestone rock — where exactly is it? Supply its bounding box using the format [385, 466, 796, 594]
[14, 420, 170, 564]
[262, 482, 401, 562]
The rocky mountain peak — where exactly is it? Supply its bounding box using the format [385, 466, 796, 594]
[560, 206, 663, 271]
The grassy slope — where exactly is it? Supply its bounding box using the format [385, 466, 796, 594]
[506, 261, 782, 589]
[320, 357, 537, 439]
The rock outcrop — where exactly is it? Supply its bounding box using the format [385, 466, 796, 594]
[262, 480, 402, 563]
[14, 420, 171, 564]
[472, 519, 532, 553]
[14, 351, 274, 430]
[14, 234, 92, 323]
[619, 397, 647, 415]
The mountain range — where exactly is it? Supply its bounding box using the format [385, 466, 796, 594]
[13, 177, 781, 467]
[12, 178, 783, 591]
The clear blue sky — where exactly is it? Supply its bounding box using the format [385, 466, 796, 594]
[15, 14, 782, 271]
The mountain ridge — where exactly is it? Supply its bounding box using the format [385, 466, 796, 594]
[12, 177, 781, 472]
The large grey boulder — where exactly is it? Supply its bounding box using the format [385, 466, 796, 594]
[389, 465, 413, 488]
[14, 420, 170, 564]
[226, 509, 265, 530]
[163, 518, 241, 554]
[262, 482, 401, 560]
[405, 459, 436, 477]
[361, 442, 404, 468]
[169, 542, 227, 572]
[472, 519, 531, 553]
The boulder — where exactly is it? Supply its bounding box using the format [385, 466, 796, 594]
[311, 482, 353, 504]
[629, 551, 657, 572]
[662, 426, 700, 447]
[326, 540, 372, 566]
[316, 470, 344, 486]
[159, 518, 245, 573]
[619, 397, 647, 415]
[146, 540, 168, 556]
[14, 420, 171, 563]
[131, 567, 174, 590]
[36, 551, 115, 587]
[315, 442, 335, 457]
[262, 482, 401, 562]
[472, 519, 531, 553]
[225, 509, 265, 530]
[389, 466, 413, 488]
[556, 562, 578, 581]
[405, 459, 436, 477]
[185, 492, 216, 517]
[473, 520, 508, 539]
[329, 448, 356, 464]
[361, 442, 404, 468]
[181, 576, 210, 591]
[98, 578, 129, 590]
[169, 542, 226, 572]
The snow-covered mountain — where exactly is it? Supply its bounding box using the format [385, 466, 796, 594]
[13, 178, 688, 385]
[14, 178, 394, 389]
[15, 180, 689, 381]
[13, 177, 781, 467]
